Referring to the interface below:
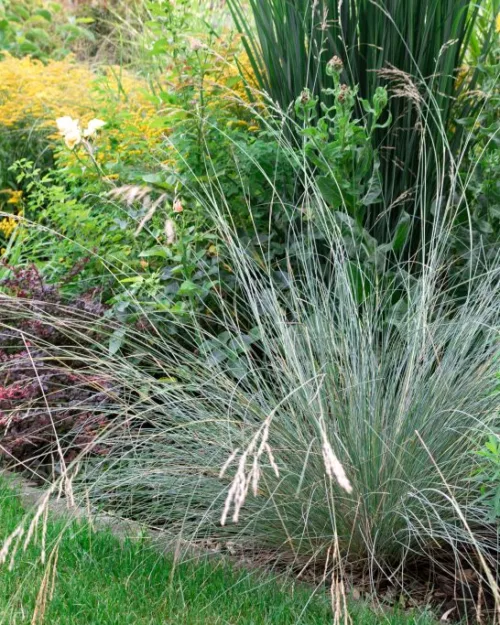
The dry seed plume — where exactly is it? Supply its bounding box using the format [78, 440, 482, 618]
[219, 413, 279, 525]
[107, 185, 168, 236]
[319, 418, 353, 494]
[220, 384, 353, 525]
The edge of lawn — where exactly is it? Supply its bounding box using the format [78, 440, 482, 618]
[0, 470, 437, 625]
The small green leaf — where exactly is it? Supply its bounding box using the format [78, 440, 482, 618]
[139, 246, 169, 259]
[391, 211, 411, 253]
[178, 280, 199, 295]
[109, 328, 126, 356]
[34, 9, 52, 21]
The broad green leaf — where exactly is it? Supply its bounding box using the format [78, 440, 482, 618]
[316, 175, 342, 207]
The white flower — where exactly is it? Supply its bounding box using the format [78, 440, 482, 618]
[83, 118, 106, 138]
[64, 129, 82, 150]
[56, 116, 81, 150]
[56, 116, 79, 135]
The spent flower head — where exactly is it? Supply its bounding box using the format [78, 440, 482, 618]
[300, 89, 311, 105]
[326, 55, 344, 76]
[337, 83, 352, 106]
[189, 37, 205, 51]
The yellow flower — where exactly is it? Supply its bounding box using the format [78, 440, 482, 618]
[0, 217, 17, 238]
[7, 190, 23, 205]
[227, 119, 250, 128]
[1, 189, 23, 206]
[496, 13, 500, 34]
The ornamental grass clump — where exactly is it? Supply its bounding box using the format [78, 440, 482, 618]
[9, 144, 499, 588]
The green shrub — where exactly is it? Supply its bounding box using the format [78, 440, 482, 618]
[10, 158, 232, 343]
[9, 160, 135, 293]
[0, 0, 95, 61]
[452, 31, 500, 270]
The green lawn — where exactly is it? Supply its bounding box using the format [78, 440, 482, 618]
[0, 478, 434, 625]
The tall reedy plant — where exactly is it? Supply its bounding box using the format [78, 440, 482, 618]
[228, 0, 499, 245]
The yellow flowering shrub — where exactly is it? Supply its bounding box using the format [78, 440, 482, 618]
[1, 189, 23, 206]
[73, 69, 165, 174]
[0, 54, 94, 127]
[0, 53, 164, 176]
[0, 30, 259, 253]
[205, 38, 259, 104]
[171, 35, 258, 109]
[0, 189, 23, 242]
[0, 33, 257, 177]
[0, 216, 18, 239]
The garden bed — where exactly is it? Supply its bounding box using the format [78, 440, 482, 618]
[0, 0, 499, 622]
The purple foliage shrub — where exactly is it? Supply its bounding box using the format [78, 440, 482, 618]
[0, 264, 114, 472]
